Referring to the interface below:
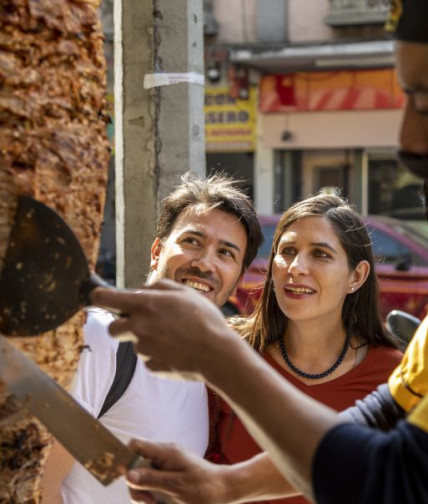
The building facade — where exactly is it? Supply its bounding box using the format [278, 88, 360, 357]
[204, 0, 423, 219]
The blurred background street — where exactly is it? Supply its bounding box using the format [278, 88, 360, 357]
[96, 0, 428, 320]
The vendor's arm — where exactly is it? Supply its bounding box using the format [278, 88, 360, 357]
[92, 281, 342, 501]
[126, 442, 299, 504]
[125, 381, 408, 504]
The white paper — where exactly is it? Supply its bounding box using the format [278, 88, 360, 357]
[144, 72, 205, 89]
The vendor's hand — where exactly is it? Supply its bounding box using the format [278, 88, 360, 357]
[91, 280, 233, 380]
[126, 439, 229, 504]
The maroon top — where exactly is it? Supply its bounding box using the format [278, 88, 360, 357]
[207, 345, 403, 504]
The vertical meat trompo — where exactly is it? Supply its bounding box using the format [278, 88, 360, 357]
[0, 1, 110, 501]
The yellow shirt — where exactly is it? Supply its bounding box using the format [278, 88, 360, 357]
[389, 314, 428, 412]
[385, 0, 403, 33]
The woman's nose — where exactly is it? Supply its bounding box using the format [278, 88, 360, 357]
[288, 254, 309, 276]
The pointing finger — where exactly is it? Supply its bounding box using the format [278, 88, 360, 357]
[90, 287, 144, 313]
[90, 281, 186, 315]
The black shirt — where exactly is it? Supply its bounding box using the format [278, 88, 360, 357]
[313, 421, 428, 504]
[395, 0, 428, 43]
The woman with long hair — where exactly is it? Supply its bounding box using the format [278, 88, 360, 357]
[208, 193, 402, 504]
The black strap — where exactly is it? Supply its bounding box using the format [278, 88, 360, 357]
[97, 341, 138, 419]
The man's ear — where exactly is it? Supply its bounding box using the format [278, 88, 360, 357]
[150, 237, 162, 270]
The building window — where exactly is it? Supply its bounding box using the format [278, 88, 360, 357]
[203, 0, 218, 35]
[325, 0, 390, 26]
[368, 157, 424, 219]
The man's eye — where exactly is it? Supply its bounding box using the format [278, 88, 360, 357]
[219, 248, 234, 258]
[182, 237, 199, 245]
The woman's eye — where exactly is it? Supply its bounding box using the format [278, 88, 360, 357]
[281, 246, 295, 256]
[314, 249, 330, 259]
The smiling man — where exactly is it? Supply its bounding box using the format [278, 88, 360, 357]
[150, 205, 250, 308]
[40, 173, 263, 504]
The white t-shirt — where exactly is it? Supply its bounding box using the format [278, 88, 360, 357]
[61, 308, 209, 504]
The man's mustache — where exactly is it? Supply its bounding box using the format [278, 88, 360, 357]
[179, 266, 220, 289]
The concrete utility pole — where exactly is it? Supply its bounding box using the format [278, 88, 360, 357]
[115, 0, 205, 288]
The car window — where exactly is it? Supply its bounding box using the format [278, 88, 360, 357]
[258, 225, 276, 259]
[387, 222, 428, 266]
[368, 226, 425, 266]
[400, 221, 428, 249]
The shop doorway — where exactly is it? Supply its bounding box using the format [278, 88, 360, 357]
[314, 165, 349, 196]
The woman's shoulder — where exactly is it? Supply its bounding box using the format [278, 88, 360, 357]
[368, 344, 403, 363]
[324, 345, 403, 398]
[356, 344, 403, 378]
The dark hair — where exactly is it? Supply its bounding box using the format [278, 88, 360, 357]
[231, 193, 397, 352]
[156, 172, 263, 270]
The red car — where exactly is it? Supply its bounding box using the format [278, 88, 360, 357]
[225, 215, 428, 321]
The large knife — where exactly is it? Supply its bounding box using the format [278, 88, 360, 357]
[0, 196, 108, 336]
[0, 335, 174, 503]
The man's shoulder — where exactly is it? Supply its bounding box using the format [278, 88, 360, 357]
[70, 308, 119, 410]
[83, 308, 117, 349]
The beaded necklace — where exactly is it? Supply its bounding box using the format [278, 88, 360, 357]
[278, 334, 350, 380]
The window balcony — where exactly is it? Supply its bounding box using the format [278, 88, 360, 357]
[325, 0, 390, 26]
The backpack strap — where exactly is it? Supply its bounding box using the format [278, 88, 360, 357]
[97, 341, 138, 419]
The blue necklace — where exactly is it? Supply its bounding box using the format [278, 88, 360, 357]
[279, 334, 350, 380]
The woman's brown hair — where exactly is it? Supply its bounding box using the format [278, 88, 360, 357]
[230, 193, 398, 352]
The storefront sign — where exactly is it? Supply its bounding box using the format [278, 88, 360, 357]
[205, 86, 256, 152]
[259, 69, 406, 113]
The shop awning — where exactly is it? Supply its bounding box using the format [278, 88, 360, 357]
[229, 40, 395, 73]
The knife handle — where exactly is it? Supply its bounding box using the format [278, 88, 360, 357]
[129, 456, 178, 504]
[84, 272, 135, 330]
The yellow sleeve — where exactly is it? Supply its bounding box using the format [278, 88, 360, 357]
[388, 314, 428, 412]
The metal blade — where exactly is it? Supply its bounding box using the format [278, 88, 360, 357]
[0, 197, 91, 336]
[0, 335, 143, 485]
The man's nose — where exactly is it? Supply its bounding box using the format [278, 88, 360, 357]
[191, 250, 216, 272]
